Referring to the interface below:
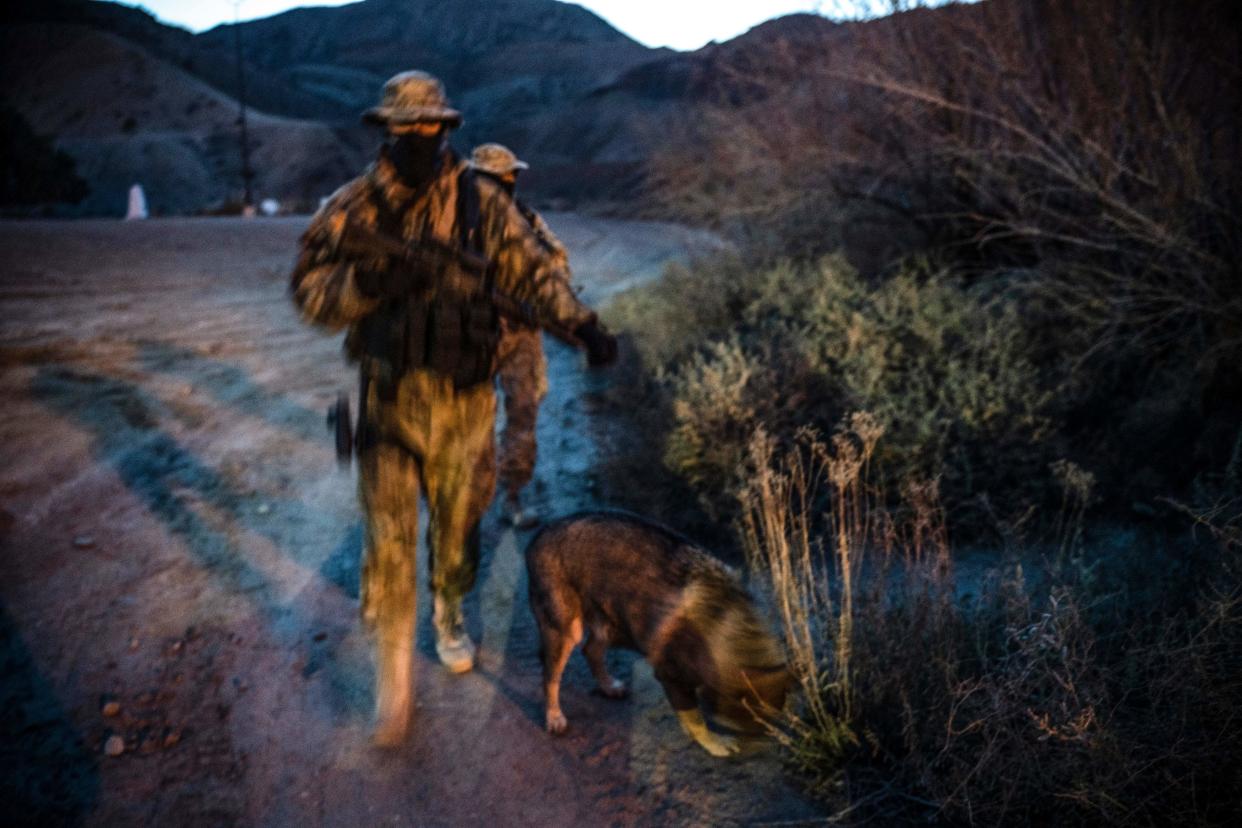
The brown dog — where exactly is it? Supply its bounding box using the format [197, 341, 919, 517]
[524, 511, 792, 756]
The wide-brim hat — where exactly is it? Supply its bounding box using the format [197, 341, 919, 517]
[363, 70, 463, 127]
[469, 142, 530, 175]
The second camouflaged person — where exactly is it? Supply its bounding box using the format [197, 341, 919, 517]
[290, 72, 617, 746]
[469, 143, 569, 528]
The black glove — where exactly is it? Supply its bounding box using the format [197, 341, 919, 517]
[573, 318, 618, 367]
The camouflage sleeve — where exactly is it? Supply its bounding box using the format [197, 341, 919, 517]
[529, 211, 581, 295]
[477, 181, 595, 330]
[289, 179, 385, 332]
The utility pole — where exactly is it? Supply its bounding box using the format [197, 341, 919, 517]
[232, 1, 256, 216]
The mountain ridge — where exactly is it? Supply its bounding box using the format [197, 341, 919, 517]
[1, 0, 854, 215]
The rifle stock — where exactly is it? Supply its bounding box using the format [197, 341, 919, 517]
[338, 221, 583, 349]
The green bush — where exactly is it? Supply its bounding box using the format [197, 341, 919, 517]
[611, 253, 1058, 520]
[605, 252, 761, 368]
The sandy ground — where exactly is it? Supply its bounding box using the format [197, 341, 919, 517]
[0, 216, 824, 826]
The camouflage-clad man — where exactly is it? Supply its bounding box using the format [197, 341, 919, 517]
[290, 71, 616, 745]
[469, 143, 567, 528]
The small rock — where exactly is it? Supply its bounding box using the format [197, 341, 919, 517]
[128, 637, 140, 651]
[312, 632, 327, 643]
[104, 735, 125, 757]
[73, 535, 95, 549]
[256, 503, 271, 515]
[102, 701, 121, 717]
[163, 729, 182, 748]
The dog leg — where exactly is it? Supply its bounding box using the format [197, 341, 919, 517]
[584, 628, 627, 699]
[675, 708, 741, 758]
[541, 616, 582, 734]
[657, 671, 740, 758]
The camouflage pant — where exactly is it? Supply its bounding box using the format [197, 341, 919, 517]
[358, 368, 497, 648]
[495, 327, 547, 500]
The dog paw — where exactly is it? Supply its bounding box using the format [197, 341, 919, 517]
[546, 709, 569, 735]
[599, 679, 629, 699]
[699, 733, 741, 758]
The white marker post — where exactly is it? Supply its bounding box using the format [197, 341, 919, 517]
[125, 184, 148, 220]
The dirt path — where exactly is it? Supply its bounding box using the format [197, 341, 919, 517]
[0, 216, 821, 826]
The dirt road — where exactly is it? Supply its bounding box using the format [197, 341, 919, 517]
[0, 216, 822, 826]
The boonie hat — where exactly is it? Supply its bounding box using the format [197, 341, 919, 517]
[469, 143, 530, 176]
[363, 70, 463, 127]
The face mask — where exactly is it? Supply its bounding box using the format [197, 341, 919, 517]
[480, 172, 515, 196]
[386, 130, 445, 185]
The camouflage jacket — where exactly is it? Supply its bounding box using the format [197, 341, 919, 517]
[291, 147, 594, 384]
[503, 199, 577, 337]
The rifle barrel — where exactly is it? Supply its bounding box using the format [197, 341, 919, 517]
[339, 221, 583, 349]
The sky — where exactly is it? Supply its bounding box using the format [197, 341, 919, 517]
[126, 0, 844, 51]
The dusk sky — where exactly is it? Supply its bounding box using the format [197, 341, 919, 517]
[126, 0, 838, 51]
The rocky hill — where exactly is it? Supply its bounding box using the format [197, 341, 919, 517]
[1, 0, 861, 215]
[0, 18, 364, 215]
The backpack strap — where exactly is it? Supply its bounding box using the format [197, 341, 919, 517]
[456, 166, 483, 257]
[515, 196, 557, 255]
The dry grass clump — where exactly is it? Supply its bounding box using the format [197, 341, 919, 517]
[740, 417, 1242, 825]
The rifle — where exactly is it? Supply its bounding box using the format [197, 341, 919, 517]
[326, 220, 588, 466]
[337, 220, 584, 349]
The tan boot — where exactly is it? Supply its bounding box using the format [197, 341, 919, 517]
[433, 595, 475, 674]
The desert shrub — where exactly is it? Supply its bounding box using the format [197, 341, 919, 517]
[604, 252, 762, 368]
[643, 0, 1242, 508]
[0, 103, 89, 208]
[774, 259, 1054, 502]
[839, 0, 1242, 504]
[612, 253, 1058, 522]
[742, 420, 1242, 825]
[849, 0, 1240, 347]
[652, 1, 1241, 357]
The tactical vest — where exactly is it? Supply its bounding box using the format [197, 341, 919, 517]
[346, 166, 501, 389]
